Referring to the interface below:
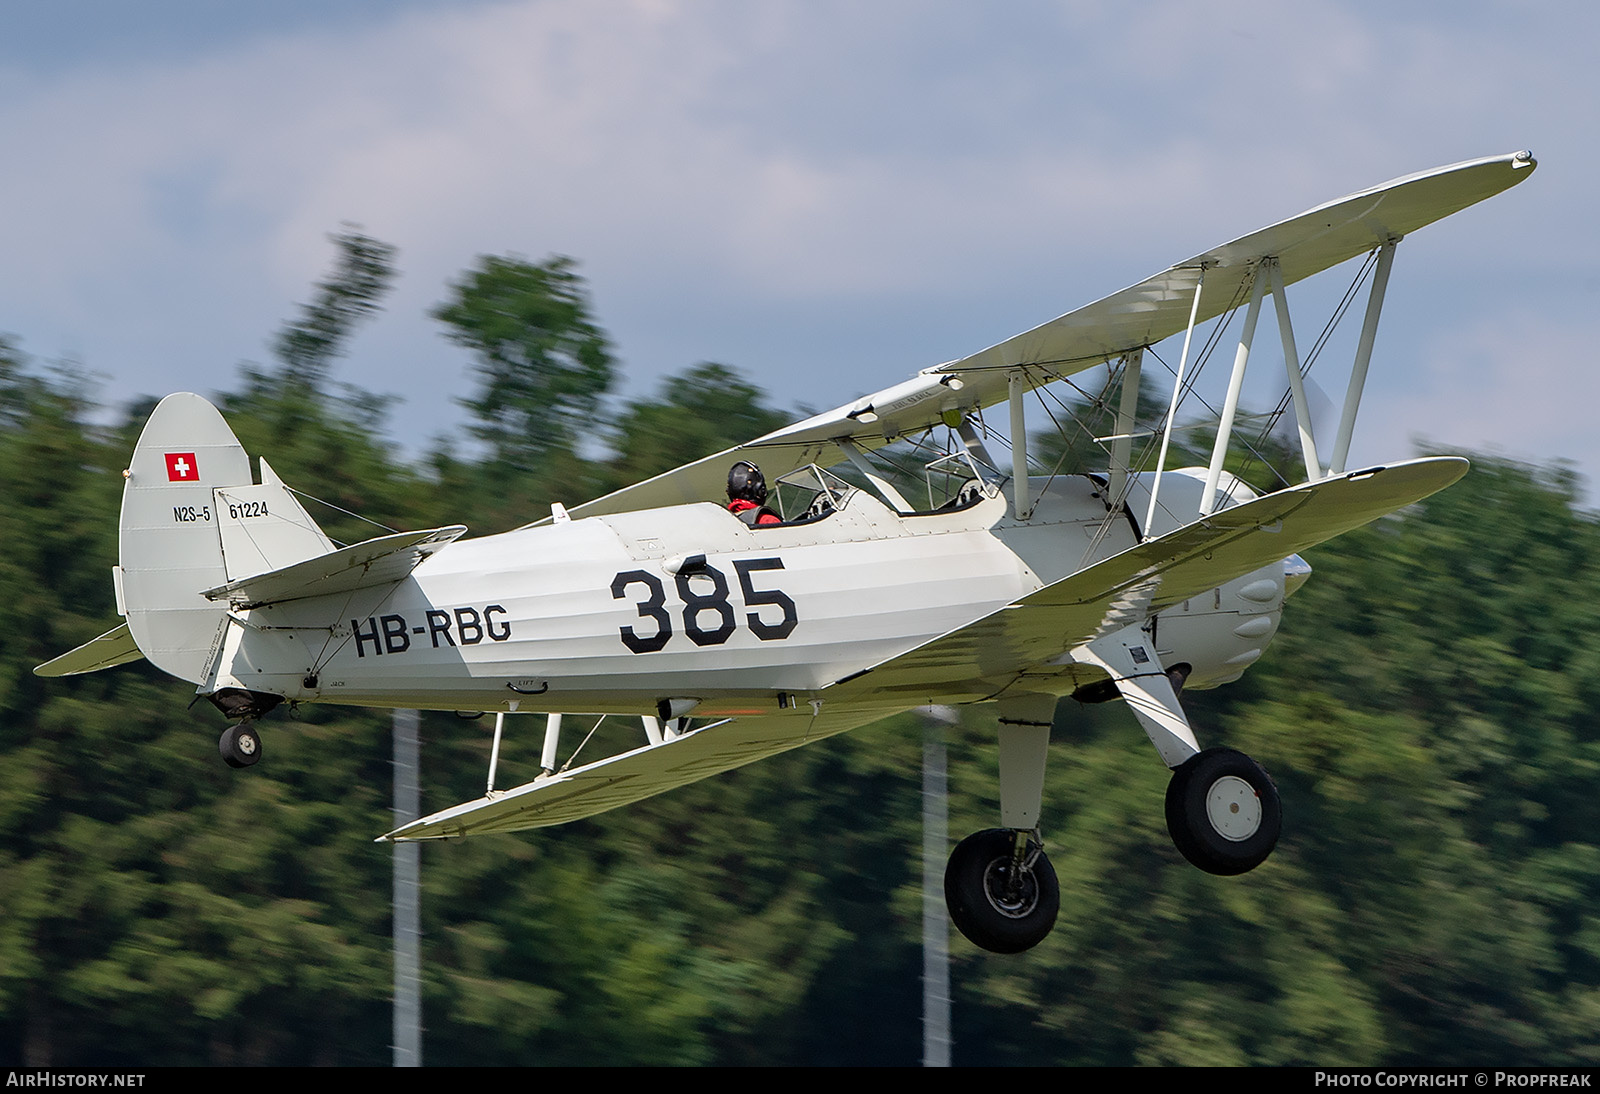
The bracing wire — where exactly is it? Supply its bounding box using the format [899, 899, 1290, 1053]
[284, 484, 401, 545]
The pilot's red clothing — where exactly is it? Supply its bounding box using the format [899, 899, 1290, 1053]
[728, 499, 781, 525]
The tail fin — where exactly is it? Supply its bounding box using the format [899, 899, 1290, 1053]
[118, 393, 332, 684]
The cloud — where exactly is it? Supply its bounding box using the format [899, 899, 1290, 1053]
[0, 0, 1588, 472]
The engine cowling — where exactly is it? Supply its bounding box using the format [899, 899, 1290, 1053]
[1122, 467, 1310, 689]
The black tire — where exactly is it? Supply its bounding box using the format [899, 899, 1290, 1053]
[944, 828, 1060, 954]
[219, 724, 263, 769]
[1165, 747, 1279, 876]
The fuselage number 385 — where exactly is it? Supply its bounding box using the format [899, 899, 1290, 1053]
[611, 557, 797, 653]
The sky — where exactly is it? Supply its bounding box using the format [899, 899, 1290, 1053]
[0, 0, 1592, 488]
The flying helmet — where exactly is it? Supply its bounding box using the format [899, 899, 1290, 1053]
[726, 461, 768, 505]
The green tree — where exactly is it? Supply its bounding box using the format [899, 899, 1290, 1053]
[604, 362, 789, 491]
[271, 228, 397, 393]
[434, 254, 615, 477]
[229, 227, 399, 440]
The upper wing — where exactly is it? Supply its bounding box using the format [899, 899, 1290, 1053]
[943, 151, 1535, 376]
[552, 152, 1532, 522]
[821, 456, 1469, 706]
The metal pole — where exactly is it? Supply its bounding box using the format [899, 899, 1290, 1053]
[837, 437, 914, 512]
[486, 711, 507, 794]
[922, 707, 954, 1067]
[956, 420, 1003, 484]
[1009, 372, 1030, 520]
[392, 708, 422, 1068]
[540, 712, 562, 775]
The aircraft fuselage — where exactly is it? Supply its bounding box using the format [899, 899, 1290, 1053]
[206, 472, 1289, 716]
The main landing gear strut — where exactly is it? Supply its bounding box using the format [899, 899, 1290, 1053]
[943, 693, 1061, 954]
[943, 624, 1281, 954]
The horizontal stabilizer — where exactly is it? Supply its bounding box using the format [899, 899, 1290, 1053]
[34, 623, 144, 677]
[202, 526, 467, 609]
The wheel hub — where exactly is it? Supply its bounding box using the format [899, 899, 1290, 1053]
[982, 859, 1040, 919]
[1204, 775, 1261, 841]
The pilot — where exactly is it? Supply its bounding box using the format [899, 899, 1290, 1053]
[726, 461, 781, 526]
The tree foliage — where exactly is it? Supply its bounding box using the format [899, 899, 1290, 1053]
[271, 228, 398, 394]
[434, 254, 616, 476]
[603, 361, 790, 492]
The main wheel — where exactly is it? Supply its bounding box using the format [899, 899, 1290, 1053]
[219, 723, 263, 769]
[944, 828, 1060, 953]
[1165, 747, 1279, 876]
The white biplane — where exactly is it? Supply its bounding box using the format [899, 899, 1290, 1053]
[37, 151, 1535, 953]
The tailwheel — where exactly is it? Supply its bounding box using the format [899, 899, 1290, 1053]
[1165, 747, 1280, 875]
[944, 828, 1060, 953]
[219, 723, 263, 769]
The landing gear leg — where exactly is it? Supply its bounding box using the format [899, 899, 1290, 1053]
[219, 722, 263, 769]
[945, 694, 1061, 953]
[1075, 624, 1199, 768]
[1075, 623, 1281, 874]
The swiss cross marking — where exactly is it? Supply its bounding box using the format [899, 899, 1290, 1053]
[165, 452, 199, 481]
